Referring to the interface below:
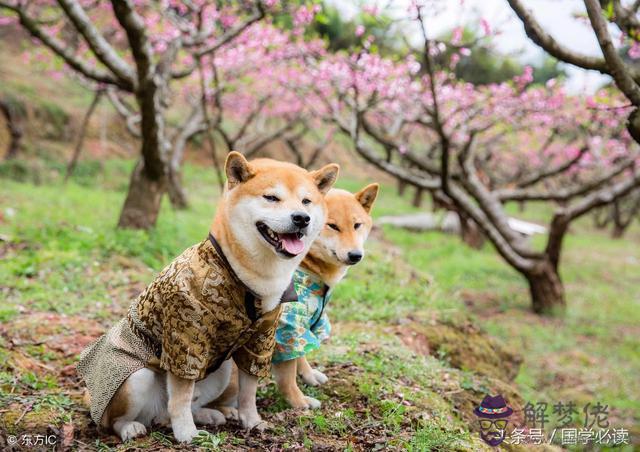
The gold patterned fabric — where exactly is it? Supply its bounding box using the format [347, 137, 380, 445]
[132, 237, 283, 380]
[77, 236, 285, 423]
[77, 318, 156, 424]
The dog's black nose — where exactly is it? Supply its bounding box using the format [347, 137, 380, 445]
[347, 251, 363, 264]
[291, 211, 310, 228]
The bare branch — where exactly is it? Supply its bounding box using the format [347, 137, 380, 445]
[507, 0, 637, 79]
[194, 4, 265, 57]
[0, 2, 123, 87]
[584, 0, 640, 105]
[197, 56, 224, 191]
[496, 159, 636, 202]
[243, 121, 299, 158]
[562, 167, 640, 221]
[65, 89, 103, 182]
[516, 146, 589, 189]
[57, 0, 135, 87]
[106, 88, 141, 137]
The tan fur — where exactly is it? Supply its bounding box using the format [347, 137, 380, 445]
[206, 364, 239, 419]
[101, 152, 340, 442]
[101, 382, 129, 428]
[301, 183, 379, 285]
[272, 360, 310, 408]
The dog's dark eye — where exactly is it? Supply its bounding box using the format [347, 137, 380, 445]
[263, 195, 280, 202]
[302, 198, 311, 205]
[354, 223, 362, 230]
[328, 223, 340, 232]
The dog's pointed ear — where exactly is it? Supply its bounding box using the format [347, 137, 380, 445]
[355, 183, 379, 213]
[311, 163, 339, 195]
[225, 151, 253, 189]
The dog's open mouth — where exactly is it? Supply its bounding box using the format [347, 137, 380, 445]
[256, 222, 305, 257]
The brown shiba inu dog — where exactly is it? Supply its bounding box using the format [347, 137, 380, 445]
[271, 184, 379, 409]
[77, 152, 339, 443]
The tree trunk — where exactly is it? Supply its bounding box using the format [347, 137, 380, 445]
[117, 160, 165, 229]
[116, 74, 170, 228]
[0, 99, 23, 160]
[611, 224, 626, 238]
[397, 178, 407, 196]
[412, 187, 424, 207]
[459, 216, 485, 249]
[525, 262, 565, 315]
[167, 164, 188, 209]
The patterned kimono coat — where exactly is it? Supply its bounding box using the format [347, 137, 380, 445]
[272, 268, 332, 363]
[77, 235, 294, 424]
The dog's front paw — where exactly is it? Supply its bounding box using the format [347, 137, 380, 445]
[304, 396, 322, 409]
[172, 423, 200, 443]
[301, 368, 328, 386]
[117, 421, 147, 442]
[285, 393, 321, 410]
[193, 408, 226, 426]
[218, 406, 239, 420]
[239, 410, 269, 432]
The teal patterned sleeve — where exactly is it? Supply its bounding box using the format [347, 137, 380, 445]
[272, 301, 322, 363]
[311, 310, 331, 343]
[272, 269, 332, 364]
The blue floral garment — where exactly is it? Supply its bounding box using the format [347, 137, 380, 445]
[272, 268, 331, 363]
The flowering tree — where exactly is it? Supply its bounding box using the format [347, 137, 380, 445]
[0, 0, 270, 228]
[309, 4, 640, 314]
[508, 0, 640, 144]
[107, 16, 328, 209]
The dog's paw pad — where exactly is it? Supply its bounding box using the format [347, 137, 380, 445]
[304, 396, 322, 409]
[193, 408, 226, 426]
[119, 421, 147, 441]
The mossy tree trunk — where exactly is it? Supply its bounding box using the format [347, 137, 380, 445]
[0, 98, 23, 161]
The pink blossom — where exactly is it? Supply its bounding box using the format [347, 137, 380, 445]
[363, 5, 379, 16]
[355, 25, 365, 38]
[452, 27, 463, 46]
[480, 18, 491, 36]
[450, 53, 460, 68]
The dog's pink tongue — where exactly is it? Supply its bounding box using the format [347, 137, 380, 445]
[280, 233, 305, 255]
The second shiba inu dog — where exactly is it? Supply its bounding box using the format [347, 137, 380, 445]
[77, 152, 339, 443]
[271, 183, 379, 409]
